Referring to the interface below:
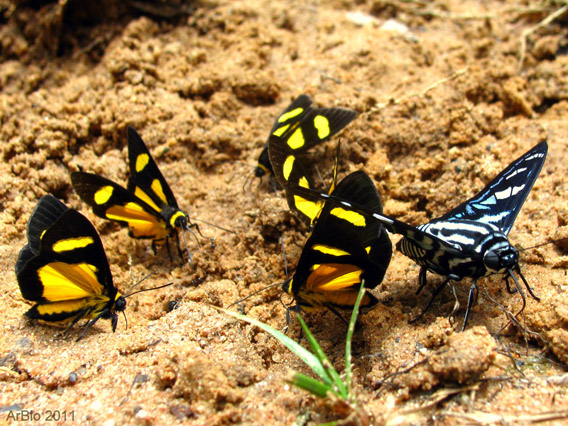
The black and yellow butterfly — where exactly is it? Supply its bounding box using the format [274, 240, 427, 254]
[282, 171, 392, 314]
[253, 94, 357, 184]
[71, 127, 195, 262]
[268, 137, 392, 314]
[15, 195, 127, 341]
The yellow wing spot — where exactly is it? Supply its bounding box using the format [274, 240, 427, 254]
[52, 237, 94, 253]
[365, 246, 371, 254]
[314, 115, 330, 139]
[287, 127, 305, 150]
[38, 262, 103, 301]
[298, 176, 310, 189]
[94, 186, 114, 205]
[278, 107, 304, 123]
[312, 244, 351, 257]
[151, 179, 168, 204]
[283, 155, 295, 181]
[330, 207, 366, 227]
[136, 153, 150, 173]
[273, 124, 290, 137]
[294, 195, 322, 222]
[169, 211, 186, 228]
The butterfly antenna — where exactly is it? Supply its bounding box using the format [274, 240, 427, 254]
[192, 217, 237, 235]
[124, 272, 154, 297]
[125, 282, 174, 298]
[227, 281, 286, 309]
[518, 237, 568, 252]
[280, 235, 289, 277]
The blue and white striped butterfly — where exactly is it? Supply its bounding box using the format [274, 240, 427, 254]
[270, 140, 548, 329]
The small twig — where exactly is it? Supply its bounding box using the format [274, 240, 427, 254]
[440, 409, 568, 424]
[367, 67, 469, 114]
[518, 3, 568, 71]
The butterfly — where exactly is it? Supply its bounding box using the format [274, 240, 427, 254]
[268, 136, 392, 316]
[15, 195, 127, 341]
[273, 141, 548, 329]
[71, 127, 196, 263]
[252, 94, 357, 184]
[281, 170, 393, 316]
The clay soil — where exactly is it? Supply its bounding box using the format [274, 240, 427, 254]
[1, 0, 568, 425]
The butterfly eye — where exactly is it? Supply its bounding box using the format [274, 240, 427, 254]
[484, 246, 518, 271]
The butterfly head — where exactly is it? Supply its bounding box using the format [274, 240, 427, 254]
[254, 164, 270, 178]
[109, 295, 127, 332]
[483, 237, 519, 273]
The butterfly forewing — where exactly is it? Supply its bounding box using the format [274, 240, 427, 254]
[127, 126, 180, 211]
[439, 141, 548, 235]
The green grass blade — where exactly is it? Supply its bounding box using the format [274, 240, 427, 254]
[218, 308, 328, 382]
[286, 372, 332, 398]
[297, 314, 348, 398]
[345, 281, 366, 398]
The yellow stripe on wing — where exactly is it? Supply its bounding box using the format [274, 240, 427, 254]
[133, 187, 161, 212]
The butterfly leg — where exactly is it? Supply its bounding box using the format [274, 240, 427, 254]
[504, 275, 518, 294]
[415, 267, 429, 295]
[461, 280, 479, 331]
[410, 276, 451, 324]
[77, 308, 112, 341]
[325, 305, 349, 326]
[516, 267, 540, 301]
[151, 240, 159, 256]
[61, 308, 92, 337]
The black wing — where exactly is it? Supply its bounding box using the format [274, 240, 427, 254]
[439, 141, 548, 235]
[127, 126, 180, 210]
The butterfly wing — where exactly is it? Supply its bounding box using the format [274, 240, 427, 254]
[71, 171, 170, 241]
[15, 195, 69, 275]
[16, 196, 119, 323]
[438, 141, 548, 235]
[127, 126, 180, 211]
[256, 95, 357, 176]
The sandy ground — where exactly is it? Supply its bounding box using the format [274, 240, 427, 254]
[1, 0, 568, 424]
